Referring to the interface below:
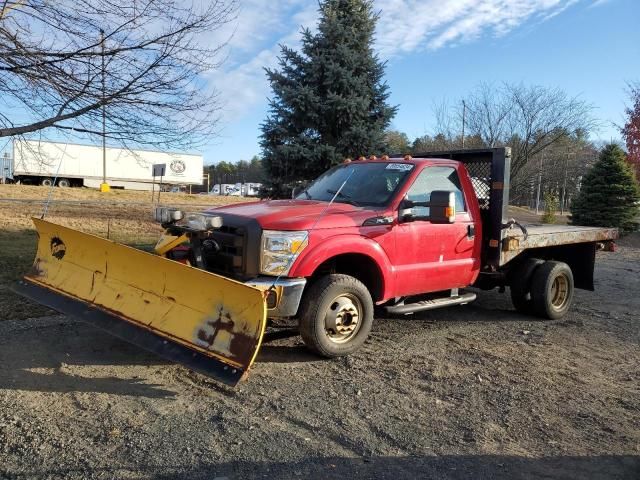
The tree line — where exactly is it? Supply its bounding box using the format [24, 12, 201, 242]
[204, 156, 266, 188]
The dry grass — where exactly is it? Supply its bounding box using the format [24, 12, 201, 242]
[508, 205, 569, 225]
[0, 183, 251, 206]
[0, 186, 250, 321]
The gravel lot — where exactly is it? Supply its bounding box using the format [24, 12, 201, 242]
[0, 228, 638, 479]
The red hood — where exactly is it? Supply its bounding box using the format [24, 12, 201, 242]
[205, 199, 383, 230]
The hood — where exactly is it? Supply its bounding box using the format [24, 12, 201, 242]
[205, 199, 383, 230]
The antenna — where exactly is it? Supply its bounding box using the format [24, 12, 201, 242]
[268, 168, 356, 291]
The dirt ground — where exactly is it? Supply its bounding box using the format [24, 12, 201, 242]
[0, 191, 638, 479]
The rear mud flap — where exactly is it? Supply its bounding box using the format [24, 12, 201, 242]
[13, 219, 267, 386]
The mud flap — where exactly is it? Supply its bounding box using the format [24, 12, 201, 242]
[12, 218, 267, 386]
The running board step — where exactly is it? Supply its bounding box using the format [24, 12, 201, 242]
[385, 292, 477, 315]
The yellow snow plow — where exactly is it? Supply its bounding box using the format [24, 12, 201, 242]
[13, 218, 267, 386]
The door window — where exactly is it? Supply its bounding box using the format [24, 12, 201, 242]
[405, 166, 466, 218]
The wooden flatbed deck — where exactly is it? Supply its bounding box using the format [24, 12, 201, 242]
[500, 224, 618, 265]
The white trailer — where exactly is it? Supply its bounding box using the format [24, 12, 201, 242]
[209, 182, 262, 196]
[10, 140, 203, 190]
[243, 183, 262, 197]
[210, 184, 237, 195]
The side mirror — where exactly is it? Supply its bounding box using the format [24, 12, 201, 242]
[398, 191, 456, 223]
[429, 191, 456, 224]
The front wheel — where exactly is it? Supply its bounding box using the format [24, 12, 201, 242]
[298, 274, 374, 357]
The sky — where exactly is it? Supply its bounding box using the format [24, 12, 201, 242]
[2, 0, 637, 164]
[200, 0, 639, 165]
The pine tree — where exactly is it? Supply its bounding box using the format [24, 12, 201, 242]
[570, 144, 640, 233]
[260, 0, 397, 196]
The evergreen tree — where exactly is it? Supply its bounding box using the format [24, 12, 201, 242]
[570, 144, 640, 233]
[260, 0, 397, 196]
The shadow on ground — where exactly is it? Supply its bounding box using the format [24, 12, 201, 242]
[0, 316, 174, 398]
[6, 454, 638, 480]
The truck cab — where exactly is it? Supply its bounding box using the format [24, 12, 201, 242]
[155, 148, 617, 358]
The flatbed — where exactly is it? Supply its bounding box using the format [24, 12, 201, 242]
[501, 224, 618, 264]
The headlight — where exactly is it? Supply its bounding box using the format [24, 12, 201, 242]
[260, 230, 308, 276]
[174, 212, 223, 231]
[154, 207, 183, 223]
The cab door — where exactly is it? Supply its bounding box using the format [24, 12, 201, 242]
[393, 165, 477, 296]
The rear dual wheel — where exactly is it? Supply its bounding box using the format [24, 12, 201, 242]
[40, 178, 71, 187]
[298, 274, 374, 357]
[510, 259, 574, 320]
[509, 258, 544, 314]
[530, 261, 574, 320]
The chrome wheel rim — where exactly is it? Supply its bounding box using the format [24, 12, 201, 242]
[324, 293, 363, 344]
[550, 274, 570, 310]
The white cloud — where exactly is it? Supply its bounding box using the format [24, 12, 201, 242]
[208, 0, 584, 119]
[374, 0, 581, 56]
[203, 0, 317, 119]
[589, 0, 614, 6]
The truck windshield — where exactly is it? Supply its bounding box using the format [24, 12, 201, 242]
[297, 162, 414, 207]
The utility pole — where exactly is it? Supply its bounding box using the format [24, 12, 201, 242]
[535, 150, 544, 215]
[461, 100, 466, 149]
[99, 29, 110, 192]
[560, 149, 570, 215]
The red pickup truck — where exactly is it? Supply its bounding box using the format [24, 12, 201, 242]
[157, 148, 617, 358]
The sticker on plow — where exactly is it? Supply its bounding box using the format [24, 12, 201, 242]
[50, 237, 66, 260]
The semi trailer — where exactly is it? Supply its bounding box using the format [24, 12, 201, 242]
[8, 140, 203, 190]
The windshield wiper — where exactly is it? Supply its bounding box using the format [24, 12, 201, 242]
[326, 189, 360, 206]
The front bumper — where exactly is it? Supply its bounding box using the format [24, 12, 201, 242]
[245, 277, 307, 318]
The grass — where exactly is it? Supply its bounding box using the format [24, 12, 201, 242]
[0, 183, 251, 206]
[0, 229, 51, 320]
[0, 186, 249, 321]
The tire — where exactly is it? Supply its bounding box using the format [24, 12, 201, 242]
[40, 178, 54, 187]
[530, 261, 574, 320]
[57, 178, 71, 188]
[298, 274, 374, 358]
[509, 258, 544, 314]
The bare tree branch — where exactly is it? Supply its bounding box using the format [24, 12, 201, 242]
[427, 82, 596, 204]
[0, 0, 238, 150]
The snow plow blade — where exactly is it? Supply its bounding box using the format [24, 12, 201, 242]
[13, 218, 267, 386]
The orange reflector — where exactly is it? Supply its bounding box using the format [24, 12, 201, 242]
[445, 206, 455, 217]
